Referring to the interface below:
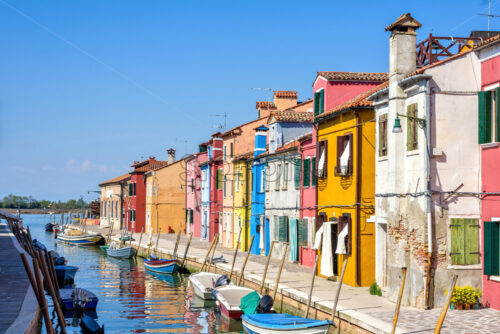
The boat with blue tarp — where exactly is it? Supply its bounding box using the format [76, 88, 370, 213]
[242, 313, 331, 334]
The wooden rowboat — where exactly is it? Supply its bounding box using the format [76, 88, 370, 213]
[106, 245, 137, 259]
[57, 234, 103, 246]
[214, 285, 256, 320]
[242, 314, 331, 334]
[143, 259, 180, 274]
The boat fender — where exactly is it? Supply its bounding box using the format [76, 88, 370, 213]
[256, 295, 273, 314]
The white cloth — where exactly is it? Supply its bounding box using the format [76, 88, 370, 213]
[312, 226, 323, 250]
[340, 139, 350, 174]
[335, 225, 348, 254]
[320, 222, 334, 277]
[259, 215, 265, 250]
[318, 148, 325, 176]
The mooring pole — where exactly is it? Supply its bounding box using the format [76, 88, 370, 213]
[229, 229, 242, 281]
[434, 275, 458, 334]
[238, 235, 255, 286]
[173, 231, 182, 259]
[305, 254, 320, 318]
[181, 232, 193, 269]
[391, 267, 407, 334]
[200, 237, 217, 272]
[331, 258, 348, 323]
[272, 243, 288, 301]
[32, 258, 55, 334]
[39, 251, 66, 332]
[136, 227, 144, 258]
[154, 228, 162, 257]
[259, 241, 276, 294]
[207, 234, 219, 272]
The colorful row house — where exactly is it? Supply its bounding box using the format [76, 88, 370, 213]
[98, 173, 130, 231]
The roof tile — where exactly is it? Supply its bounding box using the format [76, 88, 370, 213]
[99, 173, 130, 187]
[274, 91, 297, 98]
[271, 111, 313, 123]
[317, 72, 388, 82]
[256, 101, 277, 109]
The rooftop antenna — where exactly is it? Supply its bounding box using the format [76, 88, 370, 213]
[209, 112, 227, 132]
[251, 87, 273, 104]
[478, 0, 500, 36]
[175, 138, 188, 155]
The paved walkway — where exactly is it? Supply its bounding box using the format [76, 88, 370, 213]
[78, 224, 500, 334]
[0, 222, 39, 334]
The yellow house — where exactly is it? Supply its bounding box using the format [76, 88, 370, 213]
[144, 150, 187, 234]
[233, 152, 253, 251]
[315, 85, 384, 287]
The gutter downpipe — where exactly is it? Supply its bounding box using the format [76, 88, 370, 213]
[399, 74, 433, 308]
[355, 111, 361, 286]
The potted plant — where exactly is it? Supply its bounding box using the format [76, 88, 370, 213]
[447, 285, 482, 310]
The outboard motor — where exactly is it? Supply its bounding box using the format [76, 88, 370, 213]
[256, 295, 274, 314]
[214, 274, 230, 288]
[149, 254, 159, 261]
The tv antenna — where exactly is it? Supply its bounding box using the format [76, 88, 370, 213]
[478, 0, 500, 34]
[209, 112, 227, 132]
[175, 138, 189, 155]
[251, 87, 273, 103]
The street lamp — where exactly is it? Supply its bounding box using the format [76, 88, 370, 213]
[392, 112, 426, 133]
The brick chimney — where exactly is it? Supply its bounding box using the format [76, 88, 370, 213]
[167, 149, 175, 164]
[212, 134, 223, 159]
[273, 91, 297, 110]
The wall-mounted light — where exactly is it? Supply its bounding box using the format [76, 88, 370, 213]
[392, 116, 402, 133]
[392, 112, 426, 134]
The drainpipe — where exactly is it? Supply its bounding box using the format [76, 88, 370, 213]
[355, 112, 361, 286]
[244, 160, 250, 251]
[424, 78, 433, 309]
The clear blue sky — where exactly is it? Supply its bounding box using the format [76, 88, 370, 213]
[0, 0, 496, 201]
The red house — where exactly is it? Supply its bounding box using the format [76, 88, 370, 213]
[208, 133, 224, 242]
[127, 157, 168, 233]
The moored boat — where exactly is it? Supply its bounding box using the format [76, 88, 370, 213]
[241, 314, 331, 334]
[143, 258, 180, 274]
[188, 272, 230, 300]
[55, 265, 79, 282]
[45, 223, 56, 232]
[80, 315, 105, 334]
[214, 285, 256, 320]
[59, 288, 99, 310]
[58, 232, 103, 246]
[106, 244, 137, 259]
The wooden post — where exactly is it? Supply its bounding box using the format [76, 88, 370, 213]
[32, 258, 55, 334]
[229, 229, 243, 281]
[434, 275, 458, 334]
[181, 232, 193, 269]
[44, 249, 59, 292]
[136, 227, 144, 258]
[259, 241, 276, 294]
[129, 230, 134, 246]
[391, 267, 407, 334]
[305, 254, 319, 318]
[207, 234, 219, 272]
[331, 258, 348, 322]
[200, 237, 217, 272]
[173, 231, 182, 259]
[38, 251, 66, 332]
[238, 235, 255, 286]
[272, 243, 288, 301]
[154, 228, 162, 257]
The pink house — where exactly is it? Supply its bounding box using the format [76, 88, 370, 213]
[185, 147, 207, 238]
[477, 35, 500, 310]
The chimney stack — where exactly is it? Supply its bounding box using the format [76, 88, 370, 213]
[273, 91, 298, 111]
[167, 149, 176, 164]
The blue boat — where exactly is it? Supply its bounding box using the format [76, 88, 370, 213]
[59, 288, 99, 310]
[242, 314, 331, 334]
[143, 259, 180, 274]
[45, 223, 55, 232]
[54, 265, 79, 282]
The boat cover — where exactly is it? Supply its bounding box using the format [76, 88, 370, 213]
[239, 291, 260, 315]
[242, 313, 331, 329]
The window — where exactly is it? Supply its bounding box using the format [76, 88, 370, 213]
[128, 183, 133, 196]
[298, 218, 308, 247]
[450, 218, 479, 265]
[303, 158, 310, 187]
[336, 134, 353, 176]
[484, 221, 500, 276]
[311, 157, 316, 186]
[407, 103, 418, 151]
[294, 160, 301, 189]
[338, 214, 352, 255]
[274, 215, 279, 240]
[314, 89, 325, 116]
[223, 145, 227, 161]
[318, 140, 328, 178]
[217, 169, 223, 189]
[236, 169, 240, 192]
[378, 114, 388, 157]
[276, 164, 282, 189]
[278, 216, 289, 242]
[478, 88, 500, 144]
[283, 163, 289, 190]
[223, 175, 227, 197]
[265, 167, 270, 191]
[190, 209, 194, 224]
[191, 179, 195, 193]
[260, 169, 265, 193]
[230, 142, 234, 158]
[230, 179, 233, 197]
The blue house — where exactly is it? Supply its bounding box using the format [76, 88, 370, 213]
[200, 144, 212, 240]
[250, 125, 268, 255]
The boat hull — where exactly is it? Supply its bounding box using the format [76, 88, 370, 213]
[45, 223, 55, 232]
[59, 288, 99, 310]
[143, 259, 180, 274]
[106, 246, 137, 259]
[55, 265, 79, 281]
[58, 234, 103, 246]
[188, 272, 222, 300]
[214, 286, 255, 320]
[242, 314, 331, 334]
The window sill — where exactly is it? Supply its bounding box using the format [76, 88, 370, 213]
[378, 156, 388, 162]
[489, 276, 500, 282]
[480, 142, 500, 149]
[405, 150, 419, 157]
[447, 264, 482, 270]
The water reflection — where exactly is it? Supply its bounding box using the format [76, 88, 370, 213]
[26, 215, 230, 333]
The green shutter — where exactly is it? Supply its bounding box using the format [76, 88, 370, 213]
[478, 90, 492, 144]
[450, 218, 465, 265]
[278, 216, 286, 242]
[274, 216, 279, 240]
[484, 221, 500, 275]
[496, 88, 500, 142]
[303, 159, 310, 187]
[190, 209, 194, 224]
[294, 161, 301, 188]
[464, 219, 480, 265]
[285, 216, 289, 242]
[129, 183, 133, 196]
[320, 90, 324, 114]
[406, 104, 417, 151]
[298, 219, 308, 246]
[311, 157, 316, 186]
[217, 170, 223, 189]
[314, 92, 319, 116]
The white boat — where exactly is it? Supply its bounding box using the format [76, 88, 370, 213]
[106, 242, 137, 259]
[242, 314, 331, 334]
[214, 285, 256, 320]
[188, 272, 223, 300]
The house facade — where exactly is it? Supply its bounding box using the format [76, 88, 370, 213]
[233, 152, 253, 251]
[185, 150, 205, 238]
[209, 134, 224, 242]
[368, 14, 482, 307]
[476, 35, 500, 310]
[99, 173, 130, 231]
[200, 143, 211, 240]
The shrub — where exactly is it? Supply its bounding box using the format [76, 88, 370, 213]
[446, 285, 482, 305]
[369, 281, 382, 296]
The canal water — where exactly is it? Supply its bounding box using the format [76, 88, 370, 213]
[26, 214, 239, 333]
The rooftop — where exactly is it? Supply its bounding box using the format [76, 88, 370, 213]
[256, 101, 277, 110]
[270, 110, 313, 123]
[274, 90, 297, 98]
[317, 71, 388, 82]
[99, 173, 131, 187]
